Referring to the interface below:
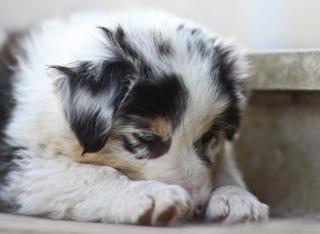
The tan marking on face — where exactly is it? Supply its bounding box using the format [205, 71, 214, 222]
[77, 153, 144, 180]
[202, 116, 215, 134]
[64, 133, 145, 180]
[150, 118, 171, 138]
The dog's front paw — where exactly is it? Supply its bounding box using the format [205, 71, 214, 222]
[119, 181, 193, 225]
[205, 186, 269, 224]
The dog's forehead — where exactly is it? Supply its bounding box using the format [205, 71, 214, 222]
[120, 73, 188, 130]
[102, 23, 246, 140]
[120, 72, 228, 137]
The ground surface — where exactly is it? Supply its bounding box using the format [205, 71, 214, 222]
[0, 213, 319, 234]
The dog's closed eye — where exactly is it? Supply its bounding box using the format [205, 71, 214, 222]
[133, 132, 159, 143]
[122, 130, 171, 160]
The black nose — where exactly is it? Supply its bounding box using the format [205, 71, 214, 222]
[193, 205, 205, 219]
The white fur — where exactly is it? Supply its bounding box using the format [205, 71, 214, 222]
[1, 9, 268, 224]
[205, 142, 269, 223]
[2, 148, 192, 224]
[205, 186, 269, 224]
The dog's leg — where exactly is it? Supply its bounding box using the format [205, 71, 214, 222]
[3, 150, 193, 225]
[205, 142, 269, 223]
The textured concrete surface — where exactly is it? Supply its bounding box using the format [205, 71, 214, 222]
[249, 50, 320, 90]
[235, 51, 320, 218]
[0, 213, 319, 234]
[236, 91, 320, 218]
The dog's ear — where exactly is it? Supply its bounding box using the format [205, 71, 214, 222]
[51, 60, 135, 154]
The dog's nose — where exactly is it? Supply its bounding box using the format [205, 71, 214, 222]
[193, 205, 205, 219]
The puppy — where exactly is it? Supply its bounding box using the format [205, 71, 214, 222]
[0, 10, 268, 225]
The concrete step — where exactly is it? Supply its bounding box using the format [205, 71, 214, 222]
[0, 213, 319, 234]
[236, 50, 320, 218]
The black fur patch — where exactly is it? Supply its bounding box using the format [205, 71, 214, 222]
[0, 144, 22, 211]
[0, 31, 24, 211]
[134, 132, 170, 159]
[152, 32, 172, 57]
[118, 73, 188, 159]
[120, 74, 188, 129]
[54, 59, 136, 154]
[100, 26, 154, 80]
[0, 32, 21, 139]
[158, 40, 172, 56]
[210, 44, 244, 140]
[194, 140, 212, 166]
[99, 26, 139, 60]
[194, 125, 220, 166]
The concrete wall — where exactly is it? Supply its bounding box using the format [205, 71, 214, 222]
[236, 92, 320, 218]
[235, 51, 320, 218]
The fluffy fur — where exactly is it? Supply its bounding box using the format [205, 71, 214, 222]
[0, 10, 268, 225]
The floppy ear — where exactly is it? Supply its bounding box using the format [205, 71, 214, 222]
[51, 60, 135, 154]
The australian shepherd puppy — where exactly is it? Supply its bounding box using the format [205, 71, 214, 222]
[0, 10, 268, 225]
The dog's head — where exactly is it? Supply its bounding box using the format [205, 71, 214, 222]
[52, 16, 248, 211]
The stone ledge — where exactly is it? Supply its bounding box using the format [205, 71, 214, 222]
[248, 50, 320, 91]
[0, 213, 319, 234]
